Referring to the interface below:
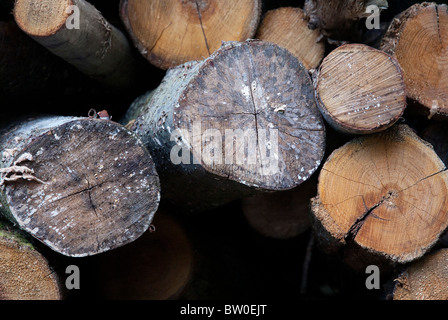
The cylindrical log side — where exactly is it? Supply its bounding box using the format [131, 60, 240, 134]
[14, 0, 140, 88]
[303, 0, 388, 39]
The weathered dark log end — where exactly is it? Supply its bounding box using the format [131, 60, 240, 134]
[1, 118, 160, 257]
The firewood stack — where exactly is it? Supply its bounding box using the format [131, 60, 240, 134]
[0, 0, 447, 301]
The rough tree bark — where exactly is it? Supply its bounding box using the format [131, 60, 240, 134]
[255, 7, 325, 70]
[389, 248, 448, 300]
[0, 115, 160, 257]
[315, 43, 406, 134]
[381, 2, 448, 119]
[94, 212, 193, 300]
[303, 0, 389, 40]
[14, 0, 140, 88]
[119, 0, 262, 70]
[123, 40, 326, 212]
[0, 221, 62, 300]
[311, 124, 448, 271]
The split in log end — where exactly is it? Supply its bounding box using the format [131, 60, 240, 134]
[311, 124, 448, 270]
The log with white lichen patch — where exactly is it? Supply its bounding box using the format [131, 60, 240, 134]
[13, 0, 140, 88]
[0, 221, 62, 300]
[0, 115, 160, 257]
[119, 0, 262, 70]
[123, 40, 326, 212]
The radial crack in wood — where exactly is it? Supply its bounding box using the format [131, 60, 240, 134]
[124, 40, 326, 212]
[311, 124, 448, 271]
[119, 0, 262, 70]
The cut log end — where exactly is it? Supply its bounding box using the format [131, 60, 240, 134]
[1, 118, 160, 257]
[175, 41, 326, 190]
[391, 249, 448, 300]
[126, 40, 325, 211]
[303, 0, 388, 39]
[0, 225, 61, 300]
[316, 44, 406, 135]
[255, 7, 325, 70]
[120, 0, 262, 70]
[14, 0, 72, 37]
[311, 124, 448, 269]
[381, 3, 448, 119]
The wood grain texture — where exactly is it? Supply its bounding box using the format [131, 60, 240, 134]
[381, 2, 448, 119]
[0, 116, 160, 257]
[303, 0, 388, 39]
[311, 124, 448, 270]
[255, 7, 325, 70]
[0, 222, 62, 300]
[120, 0, 262, 69]
[125, 40, 325, 211]
[315, 44, 406, 134]
[391, 248, 448, 300]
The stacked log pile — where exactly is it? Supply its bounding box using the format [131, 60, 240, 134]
[0, 0, 447, 301]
